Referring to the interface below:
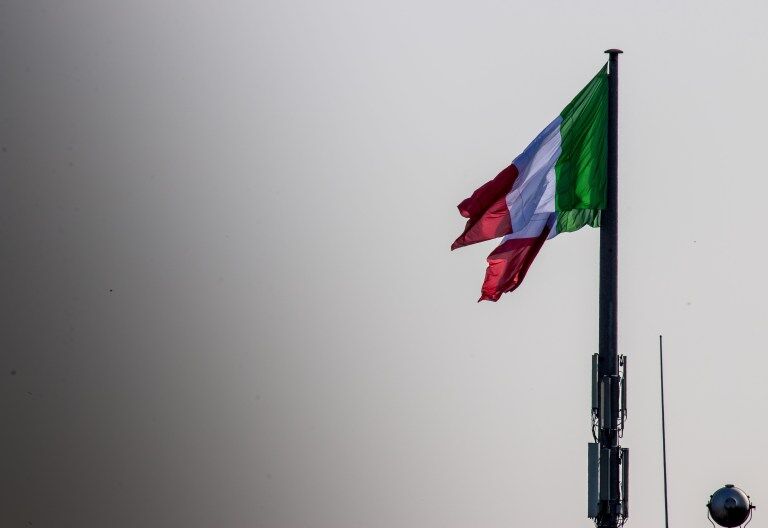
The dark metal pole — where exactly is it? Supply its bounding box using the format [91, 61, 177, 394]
[660, 335, 670, 528]
[598, 48, 622, 528]
[600, 49, 621, 380]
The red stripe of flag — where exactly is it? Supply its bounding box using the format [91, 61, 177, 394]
[451, 164, 518, 250]
[479, 223, 551, 302]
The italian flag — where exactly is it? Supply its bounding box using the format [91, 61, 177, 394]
[452, 65, 609, 302]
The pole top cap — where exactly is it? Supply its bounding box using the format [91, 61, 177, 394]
[604, 49, 624, 54]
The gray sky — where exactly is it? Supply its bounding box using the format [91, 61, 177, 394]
[2, 1, 767, 527]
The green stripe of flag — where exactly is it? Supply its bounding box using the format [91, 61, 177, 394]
[554, 64, 609, 233]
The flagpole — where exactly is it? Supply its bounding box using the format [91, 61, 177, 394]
[598, 48, 622, 528]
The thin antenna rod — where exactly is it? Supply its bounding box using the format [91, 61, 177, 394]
[660, 335, 670, 528]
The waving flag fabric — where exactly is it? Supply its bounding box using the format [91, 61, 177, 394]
[453, 65, 609, 301]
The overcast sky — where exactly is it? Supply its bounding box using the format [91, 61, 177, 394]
[2, 1, 767, 527]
